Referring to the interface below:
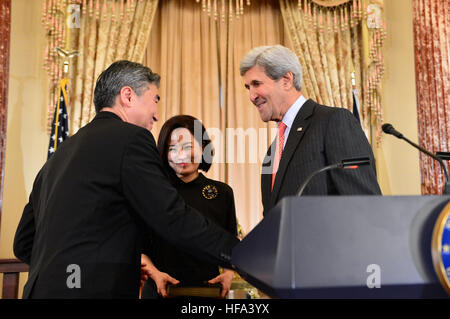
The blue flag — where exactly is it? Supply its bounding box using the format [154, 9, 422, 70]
[48, 78, 69, 159]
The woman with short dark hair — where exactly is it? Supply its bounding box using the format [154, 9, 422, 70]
[141, 115, 237, 299]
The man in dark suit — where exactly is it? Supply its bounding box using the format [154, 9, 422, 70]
[13, 60, 239, 298]
[240, 45, 381, 215]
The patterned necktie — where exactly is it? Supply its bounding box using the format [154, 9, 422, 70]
[272, 121, 287, 191]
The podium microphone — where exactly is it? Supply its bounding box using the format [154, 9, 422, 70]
[382, 123, 450, 194]
[296, 157, 371, 196]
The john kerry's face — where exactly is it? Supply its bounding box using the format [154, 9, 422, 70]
[243, 65, 286, 122]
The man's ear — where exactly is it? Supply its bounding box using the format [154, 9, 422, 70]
[282, 72, 295, 90]
[119, 86, 133, 107]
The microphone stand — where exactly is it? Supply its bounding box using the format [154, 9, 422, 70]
[296, 157, 370, 197]
[396, 135, 450, 195]
[296, 163, 340, 196]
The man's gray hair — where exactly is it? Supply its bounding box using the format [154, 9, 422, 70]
[240, 45, 302, 91]
[94, 60, 160, 113]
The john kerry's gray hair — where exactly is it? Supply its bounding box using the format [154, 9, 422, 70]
[240, 45, 302, 91]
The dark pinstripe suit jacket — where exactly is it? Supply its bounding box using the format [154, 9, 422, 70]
[261, 99, 381, 215]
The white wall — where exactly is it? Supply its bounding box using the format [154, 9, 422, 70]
[375, 0, 421, 195]
[0, 0, 48, 297]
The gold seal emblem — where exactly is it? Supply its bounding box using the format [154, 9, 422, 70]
[431, 201, 450, 295]
[202, 185, 218, 199]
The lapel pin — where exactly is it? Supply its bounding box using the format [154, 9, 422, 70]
[297, 127, 303, 132]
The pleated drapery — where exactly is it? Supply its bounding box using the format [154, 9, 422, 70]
[145, 0, 387, 232]
[145, 0, 287, 232]
[39, 0, 388, 232]
[280, 0, 356, 115]
[280, 0, 386, 140]
[71, 0, 159, 133]
[413, 0, 450, 194]
[41, 0, 159, 134]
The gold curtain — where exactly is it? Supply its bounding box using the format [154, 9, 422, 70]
[224, 0, 287, 234]
[42, 0, 159, 134]
[280, 0, 364, 132]
[280, 0, 354, 108]
[144, 0, 224, 186]
[193, 0, 387, 143]
[145, 0, 287, 233]
[310, 0, 352, 5]
[144, 0, 221, 138]
[42, 0, 70, 133]
[413, 0, 450, 194]
[279, 0, 385, 140]
[70, 0, 159, 133]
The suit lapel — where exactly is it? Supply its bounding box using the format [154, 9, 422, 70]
[270, 99, 316, 208]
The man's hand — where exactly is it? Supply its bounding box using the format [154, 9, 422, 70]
[208, 269, 234, 298]
[140, 254, 152, 287]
